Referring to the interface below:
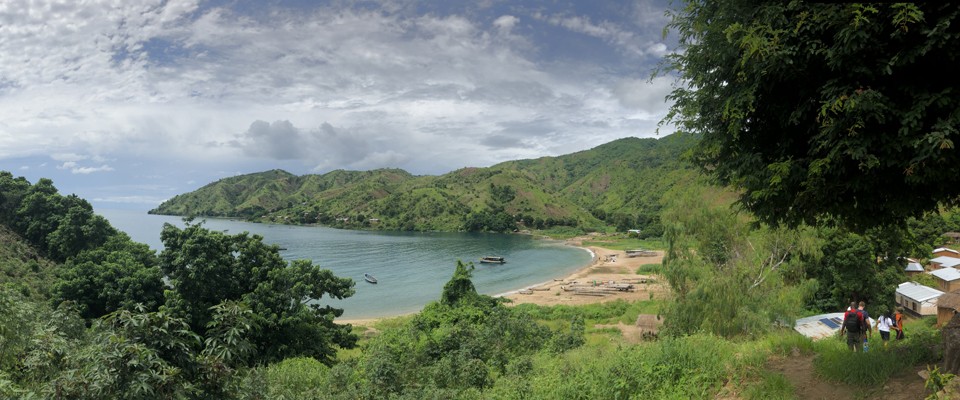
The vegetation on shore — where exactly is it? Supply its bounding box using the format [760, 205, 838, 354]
[149, 135, 696, 237]
[2, 169, 956, 398]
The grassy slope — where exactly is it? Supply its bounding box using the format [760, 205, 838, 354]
[0, 224, 57, 300]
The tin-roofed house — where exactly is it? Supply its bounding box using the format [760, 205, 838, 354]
[793, 312, 846, 340]
[933, 247, 960, 259]
[931, 267, 960, 292]
[905, 261, 925, 276]
[930, 256, 960, 270]
[896, 281, 944, 317]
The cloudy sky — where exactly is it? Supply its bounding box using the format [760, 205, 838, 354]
[0, 0, 678, 210]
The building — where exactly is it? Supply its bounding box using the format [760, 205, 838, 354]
[932, 267, 960, 292]
[896, 281, 944, 317]
[793, 312, 846, 340]
[905, 261, 925, 276]
[933, 247, 960, 259]
[937, 290, 960, 327]
[930, 256, 960, 269]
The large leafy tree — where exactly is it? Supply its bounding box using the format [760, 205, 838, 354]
[53, 234, 165, 319]
[663, 2, 960, 230]
[158, 221, 357, 364]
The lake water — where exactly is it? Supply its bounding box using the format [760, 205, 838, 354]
[96, 209, 594, 319]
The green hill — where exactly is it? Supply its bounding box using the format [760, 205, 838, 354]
[150, 134, 696, 234]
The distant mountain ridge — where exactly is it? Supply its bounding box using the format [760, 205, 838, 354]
[149, 134, 696, 235]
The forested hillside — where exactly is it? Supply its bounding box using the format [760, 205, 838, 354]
[150, 134, 695, 235]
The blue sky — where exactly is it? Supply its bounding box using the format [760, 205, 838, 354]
[0, 0, 678, 210]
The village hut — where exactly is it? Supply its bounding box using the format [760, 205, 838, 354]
[939, 290, 960, 327]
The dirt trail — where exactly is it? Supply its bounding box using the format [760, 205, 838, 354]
[767, 354, 928, 399]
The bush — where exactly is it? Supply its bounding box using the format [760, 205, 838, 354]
[636, 263, 662, 274]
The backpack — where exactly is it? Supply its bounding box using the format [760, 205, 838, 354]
[843, 310, 863, 334]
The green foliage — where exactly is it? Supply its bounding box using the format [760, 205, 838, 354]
[802, 226, 907, 315]
[257, 357, 330, 399]
[663, 2, 960, 231]
[53, 234, 165, 319]
[660, 181, 816, 338]
[46, 303, 259, 399]
[0, 224, 56, 299]
[489, 334, 735, 399]
[159, 221, 357, 365]
[149, 136, 696, 234]
[925, 365, 956, 397]
[440, 260, 479, 306]
[636, 263, 662, 274]
[742, 371, 793, 400]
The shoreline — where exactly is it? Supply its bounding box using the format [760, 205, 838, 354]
[341, 239, 667, 326]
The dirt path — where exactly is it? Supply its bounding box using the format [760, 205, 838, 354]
[767, 354, 928, 399]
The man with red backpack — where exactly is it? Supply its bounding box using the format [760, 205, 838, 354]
[838, 301, 866, 352]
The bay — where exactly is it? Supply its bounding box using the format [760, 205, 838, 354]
[96, 209, 594, 319]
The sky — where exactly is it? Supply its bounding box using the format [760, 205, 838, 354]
[0, 0, 679, 211]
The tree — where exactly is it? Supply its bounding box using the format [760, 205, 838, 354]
[663, 2, 960, 230]
[53, 234, 165, 319]
[158, 221, 357, 364]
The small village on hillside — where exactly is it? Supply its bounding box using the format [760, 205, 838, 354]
[797, 234, 960, 340]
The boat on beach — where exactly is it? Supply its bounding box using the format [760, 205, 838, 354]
[364, 273, 378, 284]
[480, 256, 506, 264]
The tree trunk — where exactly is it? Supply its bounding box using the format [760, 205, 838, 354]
[943, 312, 960, 374]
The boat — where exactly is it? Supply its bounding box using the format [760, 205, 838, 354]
[364, 273, 378, 284]
[480, 256, 506, 264]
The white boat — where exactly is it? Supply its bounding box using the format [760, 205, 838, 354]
[480, 256, 505, 264]
[364, 273, 378, 284]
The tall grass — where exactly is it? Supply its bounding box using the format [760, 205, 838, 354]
[487, 334, 736, 399]
[582, 237, 666, 251]
[636, 263, 662, 274]
[813, 317, 942, 385]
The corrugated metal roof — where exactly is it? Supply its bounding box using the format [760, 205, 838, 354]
[933, 248, 960, 255]
[897, 281, 944, 302]
[794, 312, 845, 340]
[932, 267, 960, 281]
[906, 262, 924, 272]
[931, 256, 960, 268]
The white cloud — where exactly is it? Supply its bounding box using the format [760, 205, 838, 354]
[0, 0, 675, 194]
[71, 165, 114, 174]
[493, 15, 519, 33]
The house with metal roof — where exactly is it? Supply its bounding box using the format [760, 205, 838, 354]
[793, 312, 846, 340]
[931, 267, 960, 292]
[905, 261, 925, 276]
[933, 247, 960, 259]
[896, 281, 944, 317]
[930, 256, 960, 269]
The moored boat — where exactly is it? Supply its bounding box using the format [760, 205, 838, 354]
[480, 256, 505, 264]
[364, 273, 378, 284]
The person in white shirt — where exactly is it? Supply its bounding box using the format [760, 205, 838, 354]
[875, 311, 894, 348]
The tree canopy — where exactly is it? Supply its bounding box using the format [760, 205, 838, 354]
[159, 221, 357, 364]
[663, 2, 960, 230]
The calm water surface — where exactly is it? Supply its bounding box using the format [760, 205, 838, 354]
[97, 209, 593, 319]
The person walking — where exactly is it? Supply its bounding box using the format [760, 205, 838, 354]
[858, 301, 872, 350]
[894, 308, 905, 340]
[875, 311, 894, 348]
[839, 301, 866, 352]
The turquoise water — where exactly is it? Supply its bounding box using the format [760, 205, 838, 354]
[96, 209, 594, 319]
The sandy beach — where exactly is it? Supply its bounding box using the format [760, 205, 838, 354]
[499, 238, 667, 307]
[340, 237, 667, 326]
